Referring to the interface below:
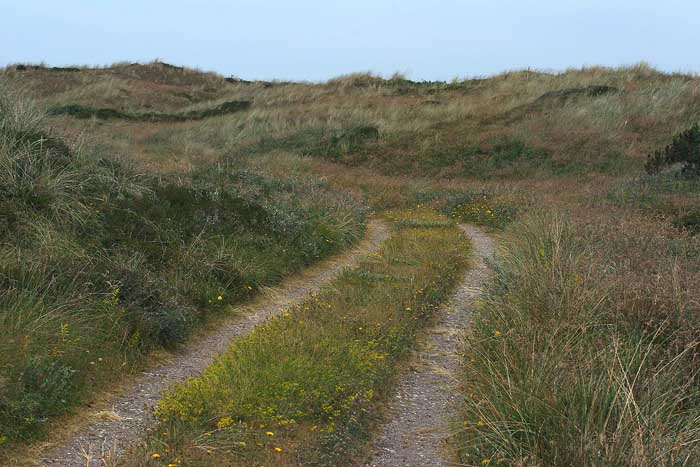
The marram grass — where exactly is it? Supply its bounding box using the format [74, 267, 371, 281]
[455, 212, 700, 466]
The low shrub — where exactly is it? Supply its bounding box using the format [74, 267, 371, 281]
[249, 125, 380, 162]
[673, 210, 700, 235]
[413, 190, 518, 229]
[646, 124, 700, 176]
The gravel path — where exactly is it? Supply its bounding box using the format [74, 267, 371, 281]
[365, 224, 494, 467]
[37, 220, 389, 467]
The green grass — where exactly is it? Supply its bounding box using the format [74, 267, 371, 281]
[4, 61, 700, 466]
[454, 212, 700, 466]
[128, 209, 470, 467]
[409, 190, 520, 230]
[0, 86, 365, 449]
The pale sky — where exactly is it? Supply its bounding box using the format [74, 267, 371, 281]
[2, 0, 699, 81]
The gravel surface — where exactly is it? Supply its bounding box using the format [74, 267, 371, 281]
[365, 224, 494, 467]
[37, 220, 389, 467]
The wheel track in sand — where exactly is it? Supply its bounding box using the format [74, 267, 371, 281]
[365, 224, 494, 467]
[32, 220, 389, 467]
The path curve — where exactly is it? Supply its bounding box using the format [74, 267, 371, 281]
[365, 224, 494, 467]
[38, 220, 389, 467]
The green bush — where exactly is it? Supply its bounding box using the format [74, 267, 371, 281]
[0, 359, 76, 439]
[673, 210, 700, 235]
[646, 124, 700, 176]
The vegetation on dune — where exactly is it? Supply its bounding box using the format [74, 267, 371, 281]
[47, 100, 251, 122]
[131, 209, 469, 467]
[646, 123, 700, 176]
[11, 61, 696, 178]
[3, 61, 236, 112]
[454, 211, 700, 466]
[2, 61, 700, 466]
[0, 85, 365, 448]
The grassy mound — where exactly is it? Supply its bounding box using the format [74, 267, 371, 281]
[0, 87, 365, 447]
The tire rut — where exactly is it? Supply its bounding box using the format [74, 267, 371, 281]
[35, 220, 389, 467]
[365, 224, 494, 467]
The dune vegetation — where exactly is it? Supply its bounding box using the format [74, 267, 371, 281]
[0, 79, 365, 446]
[1, 60, 699, 465]
[139, 209, 469, 467]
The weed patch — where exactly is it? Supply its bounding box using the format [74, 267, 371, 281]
[249, 125, 380, 162]
[673, 210, 700, 234]
[427, 138, 551, 178]
[411, 190, 518, 229]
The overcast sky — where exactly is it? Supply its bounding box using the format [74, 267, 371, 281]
[2, 0, 699, 81]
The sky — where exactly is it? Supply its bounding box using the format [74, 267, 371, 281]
[2, 0, 700, 82]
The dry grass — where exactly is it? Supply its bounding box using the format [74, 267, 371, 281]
[2, 61, 700, 465]
[455, 208, 700, 466]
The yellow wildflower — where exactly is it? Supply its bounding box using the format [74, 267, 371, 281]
[274, 447, 282, 452]
[217, 295, 223, 301]
[482, 459, 491, 465]
[494, 330, 502, 337]
[217, 417, 233, 429]
[150, 453, 161, 459]
[265, 431, 274, 436]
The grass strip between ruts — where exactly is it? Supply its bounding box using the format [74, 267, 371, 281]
[132, 208, 471, 467]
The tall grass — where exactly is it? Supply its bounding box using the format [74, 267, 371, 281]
[0, 85, 366, 449]
[455, 212, 700, 466]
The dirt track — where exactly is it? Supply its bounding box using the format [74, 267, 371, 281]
[36, 220, 390, 467]
[365, 224, 494, 467]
